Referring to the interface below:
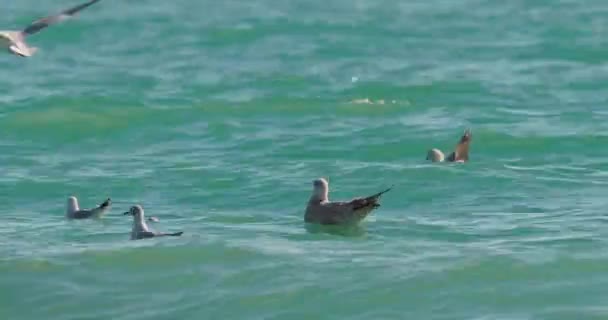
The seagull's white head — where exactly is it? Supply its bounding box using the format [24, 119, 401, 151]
[426, 148, 445, 162]
[312, 178, 329, 201]
[124, 205, 145, 221]
[67, 196, 79, 214]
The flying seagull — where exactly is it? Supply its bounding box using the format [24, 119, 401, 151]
[0, 0, 100, 57]
[304, 178, 392, 225]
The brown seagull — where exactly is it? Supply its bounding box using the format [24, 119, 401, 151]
[304, 178, 392, 225]
[0, 0, 100, 57]
[427, 129, 473, 163]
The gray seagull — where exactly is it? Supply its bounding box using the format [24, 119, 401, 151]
[0, 0, 100, 57]
[66, 196, 111, 219]
[305, 178, 392, 226]
[124, 205, 184, 240]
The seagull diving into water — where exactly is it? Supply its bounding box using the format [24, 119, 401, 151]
[304, 178, 392, 225]
[0, 0, 100, 57]
[124, 205, 184, 240]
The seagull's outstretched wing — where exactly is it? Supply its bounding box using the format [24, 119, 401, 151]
[22, 0, 100, 36]
[160, 231, 184, 237]
[447, 129, 472, 162]
[134, 231, 183, 240]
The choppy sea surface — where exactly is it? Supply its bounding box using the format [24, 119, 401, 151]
[2, 1, 608, 319]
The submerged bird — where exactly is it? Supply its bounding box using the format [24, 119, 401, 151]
[0, 0, 100, 57]
[304, 178, 392, 225]
[427, 129, 473, 163]
[124, 205, 183, 240]
[66, 196, 111, 219]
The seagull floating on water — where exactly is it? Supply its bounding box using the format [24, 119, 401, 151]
[0, 0, 100, 57]
[304, 178, 392, 225]
[427, 129, 473, 163]
[124, 205, 183, 240]
[66, 196, 111, 219]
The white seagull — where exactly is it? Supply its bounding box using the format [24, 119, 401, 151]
[0, 0, 100, 57]
[66, 196, 111, 219]
[124, 205, 184, 240]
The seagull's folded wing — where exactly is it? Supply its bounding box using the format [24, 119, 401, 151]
[71, 209, 94, 219]
[313, 201, 357, 225]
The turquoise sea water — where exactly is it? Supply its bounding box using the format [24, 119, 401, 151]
[2, 0, 608, 319]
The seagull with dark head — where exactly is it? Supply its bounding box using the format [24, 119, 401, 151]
[0, 0, 100, 57]
[123, 205, 183, 240]
[304, 178, 392, 225]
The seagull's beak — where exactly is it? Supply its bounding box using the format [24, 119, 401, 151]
[123, 211, 130, 216]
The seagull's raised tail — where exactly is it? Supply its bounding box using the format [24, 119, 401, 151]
[351, 186, 393, 211]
